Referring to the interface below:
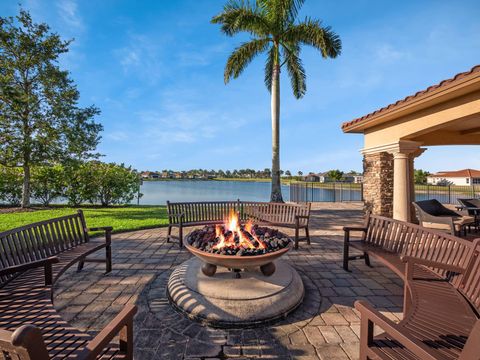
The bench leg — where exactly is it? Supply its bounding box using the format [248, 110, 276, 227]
[77, 260, 85, 272]
[359, 317, 374, 360]
[364, 253, 371, 267]
[167, 225, 172, 243]
[179, 225, 183, 248]
[343, 241, 350, 272]
[106, 244, 112, 273]
[305, 227, 310, 245]
[294, 226, 299, 250]
[119, 318, 134, 360]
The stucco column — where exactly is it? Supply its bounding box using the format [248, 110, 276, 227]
[392, 152, 411, 221]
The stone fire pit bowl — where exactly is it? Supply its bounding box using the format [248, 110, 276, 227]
[184, 237, 292, 277]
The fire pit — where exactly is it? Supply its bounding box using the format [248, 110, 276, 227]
[184, 211, 292, 277]
[167, 209, 304, 328]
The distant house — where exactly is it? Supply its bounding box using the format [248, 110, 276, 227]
[343, 173, 364, 183]
[427, 169, 480, 186]
[140, 171, 159, 179]
[304, 172, 329, 182]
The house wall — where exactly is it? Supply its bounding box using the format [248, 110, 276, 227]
[427, 176, 472, 186]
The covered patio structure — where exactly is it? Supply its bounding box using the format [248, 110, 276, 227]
[342, 65, 480, 222]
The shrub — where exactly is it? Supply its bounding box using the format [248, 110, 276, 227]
[31, 165, 65, 206]
[86, 162, 140, 206]
[0, 166, 23, 206]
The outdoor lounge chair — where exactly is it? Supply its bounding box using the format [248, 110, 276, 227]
[458, 198, 480, 229]
[413, 199, 474, 236]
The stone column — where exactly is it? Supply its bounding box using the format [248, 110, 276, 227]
[362, 152, 393, 217]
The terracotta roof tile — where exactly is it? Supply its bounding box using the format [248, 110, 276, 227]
[430, 169, 480, 178]
[342, 64, 480, 130]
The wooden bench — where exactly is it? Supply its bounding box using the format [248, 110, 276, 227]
[243, 202, 311, 249]
[343, 213, 480, 359]
[0, 210, 137, 359]
[166, 200, 311, 249]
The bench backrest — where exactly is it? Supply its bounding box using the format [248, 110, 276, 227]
[167, 201, 244, 224]
[167, 200, 311, 226]
[242, 202, 311, 226]
[364, 214, 475, 290]
[0, 210, 89, 287]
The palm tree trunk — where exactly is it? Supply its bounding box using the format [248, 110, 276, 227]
[270, 63, 283, 203]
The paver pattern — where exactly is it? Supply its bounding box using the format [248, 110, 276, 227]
[54, 203, 405, 360]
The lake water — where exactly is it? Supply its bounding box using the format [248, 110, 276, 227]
[137, 180, 291, 205]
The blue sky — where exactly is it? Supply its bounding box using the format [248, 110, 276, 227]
[2, 0, 479, 173]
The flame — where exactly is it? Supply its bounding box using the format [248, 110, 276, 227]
[212, 211, 266, 251]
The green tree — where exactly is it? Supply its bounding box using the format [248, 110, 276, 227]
[85, 162, 140, 206]
[0, 10, 102, 208]
[285, 170, 291, 177]
[327, 169, 344, 181]
[297, 170, 303, 176]
[414, 169, 430, 184]
[0, 166, 22, 206]
[212, 0, 341, 202]
[31, 165, 65, 206]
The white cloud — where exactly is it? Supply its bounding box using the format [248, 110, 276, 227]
[115, 34, 165, 84]
[106, 131, 129, 141]
[56, 0, 83, 31]
[375, 44, 410, 63]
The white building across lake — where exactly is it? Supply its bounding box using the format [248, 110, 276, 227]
[427, 169, 480, 186]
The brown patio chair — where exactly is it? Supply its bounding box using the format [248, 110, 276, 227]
[413, 199, 474, 236]
[458, 198, 480, 229]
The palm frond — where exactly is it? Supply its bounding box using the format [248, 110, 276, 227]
[258, 0, 305, 30]
[283, 18, 342, 58]
[264, 46, 276, 91]
[211, 0, 270, 37]
[224, 38, 270, 83]
[281, 43, 306, 98]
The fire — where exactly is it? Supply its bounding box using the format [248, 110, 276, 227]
[212, 211, 266, 251]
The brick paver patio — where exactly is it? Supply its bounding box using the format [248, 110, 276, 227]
[53, 203, 406, 360]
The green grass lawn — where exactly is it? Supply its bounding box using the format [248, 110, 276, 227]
[0, 205, 168, 234]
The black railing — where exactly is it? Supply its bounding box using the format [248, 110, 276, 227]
[290, 182, 363, 202]
[415, 184, 480, 204]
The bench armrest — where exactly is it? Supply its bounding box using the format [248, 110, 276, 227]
[0, 256, 59, 285]
[343, 226, 367, 234]
[401, 255, 465, 275]
[355, 300, 449, 360]
[78, 304, 137, 360]
[88, 226, 113, 232]
[295, 215, 309, 219]
[88, 226, 112, 245]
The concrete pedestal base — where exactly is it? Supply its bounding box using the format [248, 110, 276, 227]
[167, 258, 304, 328]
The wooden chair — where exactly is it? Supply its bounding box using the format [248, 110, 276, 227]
[0, 211, 137, 359]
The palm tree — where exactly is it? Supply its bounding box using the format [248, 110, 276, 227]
[212, 0, 341, 202]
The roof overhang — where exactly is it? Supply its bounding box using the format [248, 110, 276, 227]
[342, 65, 480, 134]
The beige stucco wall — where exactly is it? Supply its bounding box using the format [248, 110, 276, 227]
[363, 90, 480, 149]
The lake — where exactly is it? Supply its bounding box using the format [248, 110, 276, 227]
[137, 180, 291, 205]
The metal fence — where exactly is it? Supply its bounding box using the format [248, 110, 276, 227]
[414, 184, 480, 204]
[290, 182, 363, 202]
[290, 181, 480, 204]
